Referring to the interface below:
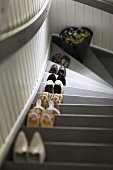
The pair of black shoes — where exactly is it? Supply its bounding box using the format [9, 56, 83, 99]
[49, 64, 66, 77]
[48, 64, 66, 86]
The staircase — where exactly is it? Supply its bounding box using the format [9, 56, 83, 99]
[1, 42, 113, 170]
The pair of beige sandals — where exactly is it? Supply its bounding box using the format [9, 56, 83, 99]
[38, 92, 63, 110]
[27, 93, 61, 128]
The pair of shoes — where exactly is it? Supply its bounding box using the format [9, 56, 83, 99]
[27, 99, 60, 128]
[13, 131, 46, 163]
[49, 64, 66, 86]
[45, 79, 64, 94]
[38, 92, 63, 110]
[52, 53, 71, 68]
[49, 65, 66, 77]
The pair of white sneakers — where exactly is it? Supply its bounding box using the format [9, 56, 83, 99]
[13, 131, 46, 163]
[45, 80, 63, 94]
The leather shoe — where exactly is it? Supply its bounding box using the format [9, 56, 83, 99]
[58, 66, 66, 77]
[47, 73, 56, 83]
[57, 75, 66, 86]
[49, 64, 58, 74]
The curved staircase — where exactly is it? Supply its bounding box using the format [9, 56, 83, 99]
[1, 40, 113, 170]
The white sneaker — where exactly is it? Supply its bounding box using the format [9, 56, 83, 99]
[45, 80, 54, 93]
[54, 80, 63, 94]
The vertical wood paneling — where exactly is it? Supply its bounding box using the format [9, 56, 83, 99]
[66, 0, 75, 27]
[0, 1, 49, 162]
[0, 0, 46, 34]
[84, 5, 93, 28]
[101, 12, 111, 49]
[57, 0, 67, 33]
[75, 3, 85, 27]
[50, 0, 113, 52]
[110, 14, 113, 51]
[0, 84, 9, 140]
[93, 8, 102, 47]
[49, 0, 58, 33]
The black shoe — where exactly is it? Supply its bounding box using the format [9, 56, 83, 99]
[49, 64, 58, 74]
[47, 74, 56, 83]
[57, 75, 66, 86]
[58, 66, 66, 77]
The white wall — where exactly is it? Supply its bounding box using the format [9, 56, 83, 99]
[49, 0, 113, 52]
[0, 0, 46, 34]
[0, 0, 50, 165]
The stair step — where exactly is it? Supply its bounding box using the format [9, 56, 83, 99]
[62, 87, 113, 98]
[41, 81, 113, 97]
[21, 127, 113, 144]
[62, 95, 113, 105]
[54, 115, 113, 128]
[51, 38, 113, 87]
[4, 142, 113, 165]
[39, 83, 113, 99]
[35, 142, 113, 164]
[46, 62, 113, 90]
[2, 162, 113, 170]
[59, 104, 113, 115]
[35, 92, 113, 105]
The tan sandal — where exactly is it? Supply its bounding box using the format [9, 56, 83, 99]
[40, 113, 53, 127]
[46, 100, 60, 126]
[38, 92, 51, 109]
[46, 100, 60, 115]
[51, 93, 63, 110]
[27, 111, 40, 127]
[33, 99, 45, 123]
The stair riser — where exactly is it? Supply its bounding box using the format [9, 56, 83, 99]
[63, 87, 113, 98]
[5, 143, 113, 164]
[63, 96, 113, 105]
[45, 144, 113, 164]
[2, 163, 113, 170]
[60, 105, 113, 115]
[55, 115, 113, 128]
[21, 127, 113, 144]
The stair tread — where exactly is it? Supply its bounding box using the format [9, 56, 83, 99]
[35, 92, 113, 105]
[46, 62, 113, 91]
[40, 81, 113, 95]
[50, 42, 113, 87]
[3, 162, 113, 170]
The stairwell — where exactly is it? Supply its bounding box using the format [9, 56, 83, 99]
[0, 0, 113, 169]
[1, 40, 113, 170]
